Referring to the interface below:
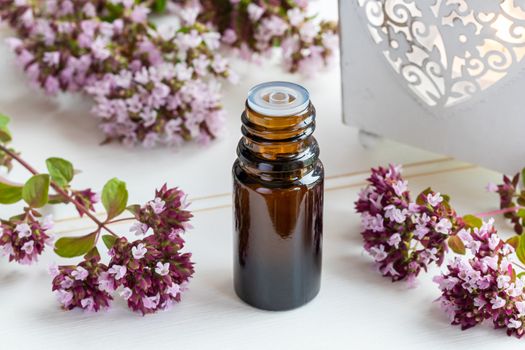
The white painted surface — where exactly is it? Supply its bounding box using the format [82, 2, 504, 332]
[0, 1, 519, 349]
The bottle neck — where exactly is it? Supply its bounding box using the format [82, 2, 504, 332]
[237, 103, 319, 181]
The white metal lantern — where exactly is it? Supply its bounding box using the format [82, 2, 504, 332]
[339, 0, 525, 174]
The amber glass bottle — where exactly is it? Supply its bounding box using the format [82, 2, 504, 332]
[232, 81, 324, 311]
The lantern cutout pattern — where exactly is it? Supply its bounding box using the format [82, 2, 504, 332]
[357, 0, 525, 110]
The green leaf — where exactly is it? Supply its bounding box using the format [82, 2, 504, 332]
[517, 234, 525, 265]
[22, 174, 50, 208]
[463, 214, 482, 229]
[101, 178, 128, 220]
[54, 232, 97, 258]
[522, 167, 525, 188]
[507, 236, 520, 250]
[0, 181, 22, 204]
[416, 187, 432, 205]
[441, 196, 452, 211]
[0, 114, 12, 143]
[152, 0, 167, 13]
[85, 246, 100, 260]
[126, 204, 141, 217]
[102, 234, 117, 249]
[103, 2, 124, 21]
[518, 209, 525, 219]
[0, 114, 9, 128]
[47, 193, 69, 205]
[46, 157, 74, 188]
[448, 235, 465, 255]
[518, 271, 525, 279]
[9, 213, 25, 221]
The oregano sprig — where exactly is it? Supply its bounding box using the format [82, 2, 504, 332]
[0, 0, 338, 147]
[0, 115, 194, 314]
[354, 164, 466, 286]
[356, 164, 525, 339]
[487, 168, 525, 235]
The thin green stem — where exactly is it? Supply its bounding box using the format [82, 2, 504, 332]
[513, 262, 525, 271]
[107, 217, 135, 224]
[0, 144, 119, 237]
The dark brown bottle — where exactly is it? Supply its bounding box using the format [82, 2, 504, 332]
[232, 81, 324, 311]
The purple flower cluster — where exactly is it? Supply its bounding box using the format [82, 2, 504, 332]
[0, 0, 338, 147]
[51, 185, 194, 314]
[1, 0, 115, 93]
[101, 185, 194, 314]
[434, 219, 525, 338]
[0, 214, 54, 265]
[198, 0, 339, 76]
[487, 172, 525, 235]
[86, 60, 227, 147]
[72, 188, 100, 216]
[0, 0, 233, 147]
[136, 184, 192, 235]
[101, 234, 193, 315]
[51, 256, 112, 312]
[355, 165, 463, 285]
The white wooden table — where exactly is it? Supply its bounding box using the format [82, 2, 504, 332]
[0, 2, 520, 349]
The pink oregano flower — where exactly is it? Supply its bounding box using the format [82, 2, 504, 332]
[196, 0, 338, 76]
[357, 164, 525, 339]
[434, 219, 525, 338]
[48, 184, 194, 315]
[355, 164, 464, 285]
[0, 214, 54, 265]
[0, 0, 232, 147]
[52, 256, 112, 312]
[0, 0, 338, 148]
[0, 116, 195, 316]
[488, 170, 525, 235]
[104, 230, 193, 315]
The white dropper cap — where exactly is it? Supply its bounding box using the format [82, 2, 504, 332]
[247, 81, 310, 117]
